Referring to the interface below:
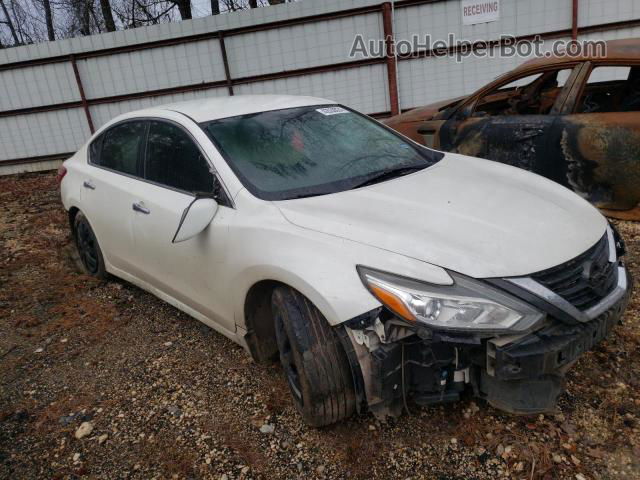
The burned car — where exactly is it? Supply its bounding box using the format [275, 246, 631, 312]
[385, 39, 640, 220]
[59, 95, 631, 426]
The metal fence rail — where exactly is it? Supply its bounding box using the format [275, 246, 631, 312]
[1, 0, 639, 174]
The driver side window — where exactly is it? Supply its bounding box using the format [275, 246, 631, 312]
[473, 68, 573, 117]
[145, 120, 215, 194]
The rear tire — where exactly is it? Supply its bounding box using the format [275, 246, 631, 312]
[74, 212, 107, 279]
[271, 287, 356, 426]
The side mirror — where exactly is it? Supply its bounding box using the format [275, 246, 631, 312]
[172, 196, 218, 243]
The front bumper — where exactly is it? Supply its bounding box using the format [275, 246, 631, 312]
[345, 267, 632, 418]
[480, 268, 632, 414]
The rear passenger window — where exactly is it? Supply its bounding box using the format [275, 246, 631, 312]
[98, 122, 146, 176]
[145, 121, 214, 193]
[89, 136, 102, 164]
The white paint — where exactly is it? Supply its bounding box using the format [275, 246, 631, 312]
[59, 96, 607, 339]
[159, 94, 334, 122]
[173, 198, 218, 243]
[278, 152, 605, 279]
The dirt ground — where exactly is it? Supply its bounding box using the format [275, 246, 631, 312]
[0, 171, 639, 480]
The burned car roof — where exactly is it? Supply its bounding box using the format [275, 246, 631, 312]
[516, 38, 640, 72]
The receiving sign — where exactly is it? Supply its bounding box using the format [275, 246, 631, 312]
[461, 0, 500, 25]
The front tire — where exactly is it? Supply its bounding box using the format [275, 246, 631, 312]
[74, 212, 107, 279]
[271, 287, 356, 426]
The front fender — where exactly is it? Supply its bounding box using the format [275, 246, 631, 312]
[229, 215, 452, 328]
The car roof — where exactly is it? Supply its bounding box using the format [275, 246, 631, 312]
[134, 94, 336, 123]
[515, 38, 640, 72]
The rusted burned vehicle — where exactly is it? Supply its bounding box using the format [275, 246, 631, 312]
[385, 39, 640, 220]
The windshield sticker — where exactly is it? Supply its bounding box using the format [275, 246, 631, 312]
[316, 106, 348, 116]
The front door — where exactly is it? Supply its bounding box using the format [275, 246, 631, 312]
[130, 119, 235, 332]
[438, 66, 582, 184]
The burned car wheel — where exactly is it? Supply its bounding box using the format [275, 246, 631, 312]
[271, 287, 356, 426]
[74, 212, 107, 279]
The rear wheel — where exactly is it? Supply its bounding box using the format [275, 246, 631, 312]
[74, 212, 107, 279]
[271, 287, 356, 426]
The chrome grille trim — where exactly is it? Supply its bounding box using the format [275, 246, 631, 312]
[506, 266, 628, 323]
[528, 230, 617, 311]
[504, 226, 627, 322]
[606, 224, 617, 262]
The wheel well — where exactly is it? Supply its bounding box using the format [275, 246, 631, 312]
[243, 280, 285, 364]
[68, 207, 80, 234]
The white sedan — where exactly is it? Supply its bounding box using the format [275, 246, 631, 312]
[59, 95, 631, 426]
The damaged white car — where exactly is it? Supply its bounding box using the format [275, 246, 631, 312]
[59, 95, 632, 426]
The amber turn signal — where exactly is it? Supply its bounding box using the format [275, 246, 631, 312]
[369, 284, 416, 322]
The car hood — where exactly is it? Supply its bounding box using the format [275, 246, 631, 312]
[275, 153, 607, 278]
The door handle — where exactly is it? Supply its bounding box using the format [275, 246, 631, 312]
[83, 180, 96, 190]
[517, 126, 544, 141]
[132, 202, 150, 214]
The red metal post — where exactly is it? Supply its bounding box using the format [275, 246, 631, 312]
[572, 0, 579, 40]
[382, 2, 400, 116]
[70, 55, 95, 134]
[219, 32, 235, 96]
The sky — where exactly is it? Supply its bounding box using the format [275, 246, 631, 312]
[0, 0, 300, 47]
[191, 0, 220, 18]
[190, 0, 298, 18]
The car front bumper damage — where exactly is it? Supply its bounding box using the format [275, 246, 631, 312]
[341, 266, 632, 418]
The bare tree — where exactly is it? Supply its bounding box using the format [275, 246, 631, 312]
[100, 0, 116, 31]
[218, 0, 245, 12]
[70, 0, 92, 36]
[0, 0, 294, 48]
[172, 0, 191, 19]
[42, 0, 54, 40]
[0, 0, 20, 44]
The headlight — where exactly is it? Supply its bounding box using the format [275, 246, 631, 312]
[357, 266, 544, 333]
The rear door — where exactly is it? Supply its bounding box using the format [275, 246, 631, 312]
[130, 118, 235, 331]
[553, 63, 640, 212]
[80, 120, 146, 273]
[438, 65, 583, 184]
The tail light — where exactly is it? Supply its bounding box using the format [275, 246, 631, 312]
[56, 165, 67, 184]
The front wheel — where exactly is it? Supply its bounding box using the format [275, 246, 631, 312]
[271, 287, 356, 426]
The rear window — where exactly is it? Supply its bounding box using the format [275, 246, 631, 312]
[93, 121, 146, 176]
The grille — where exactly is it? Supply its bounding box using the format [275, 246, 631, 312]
[531, 234, 617, 311]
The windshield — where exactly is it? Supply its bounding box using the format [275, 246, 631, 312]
[202, 105, 443, 200]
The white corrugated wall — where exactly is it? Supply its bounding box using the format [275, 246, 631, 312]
[0, 0, 638, 168]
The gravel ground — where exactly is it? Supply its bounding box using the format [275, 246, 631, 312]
[1, 171, 639, 480]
